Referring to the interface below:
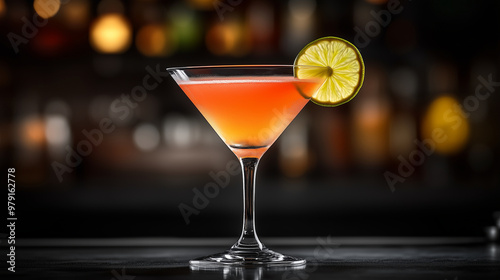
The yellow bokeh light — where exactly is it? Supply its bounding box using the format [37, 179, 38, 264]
[34, 0, 61, 19]
[421, 96, 469, 155]
[136, 24, 173, 57]
[90, 14, 132, 54]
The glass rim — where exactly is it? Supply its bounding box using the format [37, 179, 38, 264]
[166, 64, 328, 71]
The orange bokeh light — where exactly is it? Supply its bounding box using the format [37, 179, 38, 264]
[205, 21, 249, 56]
[136, 24, 173, 56]
[60, 0, 90, 29]
[34, 0, 61, 19]
[21, 117, 46, 147]
[0, 0, 6, 18]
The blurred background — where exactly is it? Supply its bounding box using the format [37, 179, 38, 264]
[0, 0, 499, 239]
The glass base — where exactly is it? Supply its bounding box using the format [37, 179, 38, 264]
[189, 247, 306, 267]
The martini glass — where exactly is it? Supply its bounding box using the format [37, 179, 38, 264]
[167, 65, 326, 267]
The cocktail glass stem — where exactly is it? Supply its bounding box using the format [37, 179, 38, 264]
[189, 153, 305, 266]
[231, 157, 264, 251]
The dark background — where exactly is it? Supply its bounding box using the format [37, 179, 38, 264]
[0, 0, 499, 240]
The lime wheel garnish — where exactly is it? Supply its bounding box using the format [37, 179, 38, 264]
[295, 36, 365, 106]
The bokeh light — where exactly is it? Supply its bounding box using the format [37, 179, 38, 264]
[279, 117, 310, 178]
[0, 0, 6, 18]
[33, 27, 67, 56]
[34, 0, 61, 19]
[90, 14, 132, 54]
[45, 115, 71, 147]
[44, 100, 72, 157]
[133, 123, 160, 151]
[390, 113, 416, 157]
[289, 0, 316, 20]
[421, 96, 470, 155]
[247, 1, 274, 53]
[352, 100, 390, 166]
[163, 115, 196, 148]
[205, 20, 249, 56]
[60, 0, 90, 29]
[352, 66, 390, 167]
[206, 21, 238, 55]
[20, 116, 45, 147]
[282, 0, 315, 55]
[136, 24, 174, 57]
[169, 4, 202, 51]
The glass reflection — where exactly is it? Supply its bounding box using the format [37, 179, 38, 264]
[190, 264, 306, 280]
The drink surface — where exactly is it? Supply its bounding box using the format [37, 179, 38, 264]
[179, 76, 322, 158]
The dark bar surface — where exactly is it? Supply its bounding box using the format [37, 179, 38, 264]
[2, 237, 499, 279]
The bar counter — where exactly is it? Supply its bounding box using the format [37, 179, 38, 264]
[2, 237, 499, 279]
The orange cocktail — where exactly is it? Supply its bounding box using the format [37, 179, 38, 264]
[179, 76, 322, 158]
